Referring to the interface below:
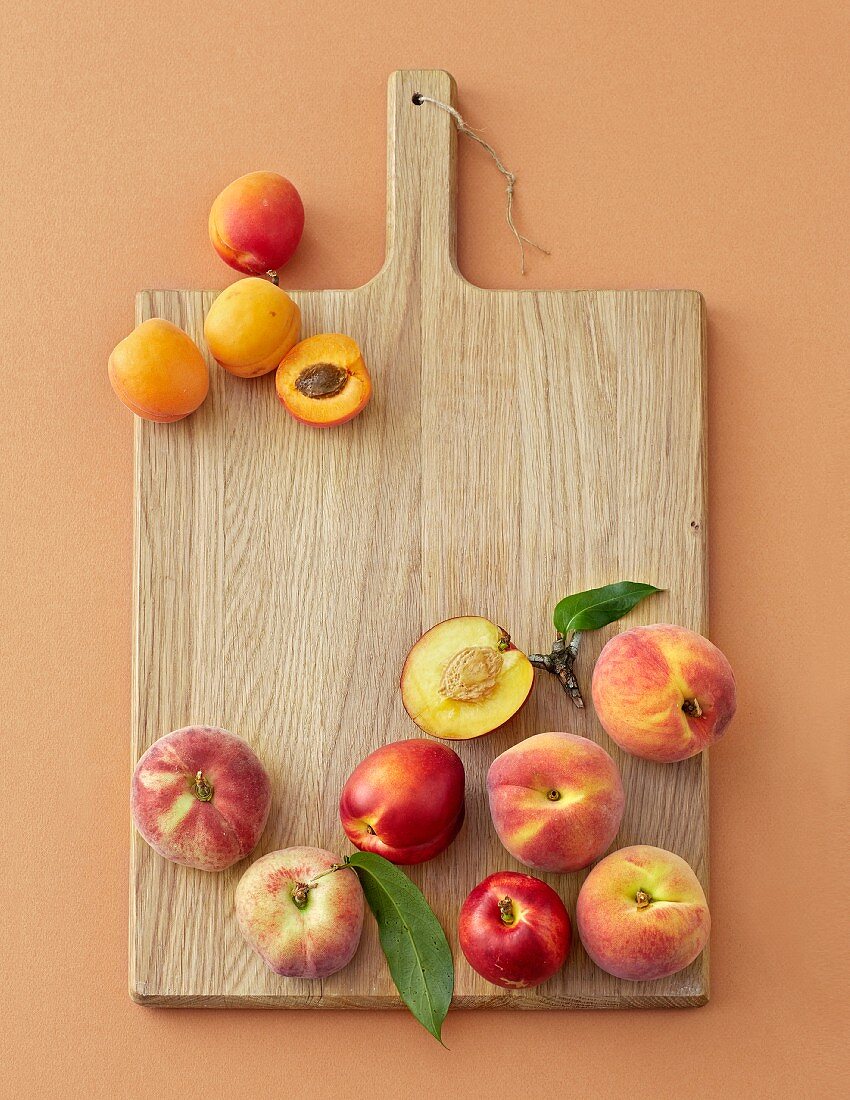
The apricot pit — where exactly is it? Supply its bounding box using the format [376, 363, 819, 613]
[276, 333, 371, 426]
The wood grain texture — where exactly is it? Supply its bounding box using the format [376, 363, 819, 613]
[130, 69, 708, 1009]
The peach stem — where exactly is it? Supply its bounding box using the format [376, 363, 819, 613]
[266, 269, 279, 285]
[192, 770, 214, 802]
[498, 896, 516, 925]
[528, 631, 585, 708]
[291, 863, 357, 909]
[635, 889, 652, 909]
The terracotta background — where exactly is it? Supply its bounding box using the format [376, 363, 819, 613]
[1, 1, 846, 1096]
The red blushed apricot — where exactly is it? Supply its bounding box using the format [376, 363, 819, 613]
[108, 319, 209, 423]
[276, 334, 371, 427]
[209, 171, 304, 276]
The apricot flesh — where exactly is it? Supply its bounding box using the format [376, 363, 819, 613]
[401, 617, 534, 740]
[209, 171, 304, 276]
[204, 277, 301, 378]
[108, 318, 209, 423]
[276, 333, 371, 426]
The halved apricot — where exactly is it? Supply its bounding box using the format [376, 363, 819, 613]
[401, 617, 535, 740]
[276, 333, 371, 427]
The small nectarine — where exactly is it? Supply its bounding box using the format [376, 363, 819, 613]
[459, 871, 571, 988]
[339, 739, 465, 864]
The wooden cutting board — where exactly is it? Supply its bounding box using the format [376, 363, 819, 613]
[130, 69, 708, 1009]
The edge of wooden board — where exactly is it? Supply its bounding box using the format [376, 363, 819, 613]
[129, 991, 709, 1010]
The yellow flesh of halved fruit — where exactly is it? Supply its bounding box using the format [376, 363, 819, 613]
[401, 616, 534, 739]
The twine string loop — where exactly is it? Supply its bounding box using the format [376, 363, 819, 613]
[413, 93, 550, 275]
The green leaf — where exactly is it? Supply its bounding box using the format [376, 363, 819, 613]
[553, 581, 662, 635]
[346, 851, 453, 1044]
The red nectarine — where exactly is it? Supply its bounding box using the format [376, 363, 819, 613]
[458, 871, 571, 988]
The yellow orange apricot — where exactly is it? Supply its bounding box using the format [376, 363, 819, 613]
[276, 334, 371, 427]
[204, 278, 301, 378]
[108, 319, 209, 423]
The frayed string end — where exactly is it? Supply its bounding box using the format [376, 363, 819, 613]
[414, 94, 551, 276]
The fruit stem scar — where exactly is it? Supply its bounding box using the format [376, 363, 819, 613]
[365, 823, 376, 835]
[266, 269, 279, 285]
[294, 363, 349, 399]
[528, 631, 585, 708]
[293, 863, 355, 907]
[192, 770, 213, 802]
[291, 882, 311, 909]
[635, 889, 652, 909]
[546, 789, 561, 801]
[682, 697, 703, 718]
[498, 896, 516, 925]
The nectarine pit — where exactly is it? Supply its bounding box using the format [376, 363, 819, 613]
[439, 646, 503, 702]
[295, 363, 349, 400]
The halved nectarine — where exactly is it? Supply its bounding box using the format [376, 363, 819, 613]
[276, 333, 371, 426]
[401, 617, 534, 740]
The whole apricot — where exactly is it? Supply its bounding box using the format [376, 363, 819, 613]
[108, 318, 209, 422]
[209, 171, 304, 276]
[204, 278, 301, 378]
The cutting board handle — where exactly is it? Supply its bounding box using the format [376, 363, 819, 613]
[383, 69, 459, 280]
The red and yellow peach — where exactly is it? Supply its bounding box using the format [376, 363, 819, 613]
[592, 624, 737, 763]
[487, 732, 624, 873]
[130, 725, 271, 871]
[236, 847, 364, 979]
[339, 738, 465, 864]
[576, 844, 710, 981]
